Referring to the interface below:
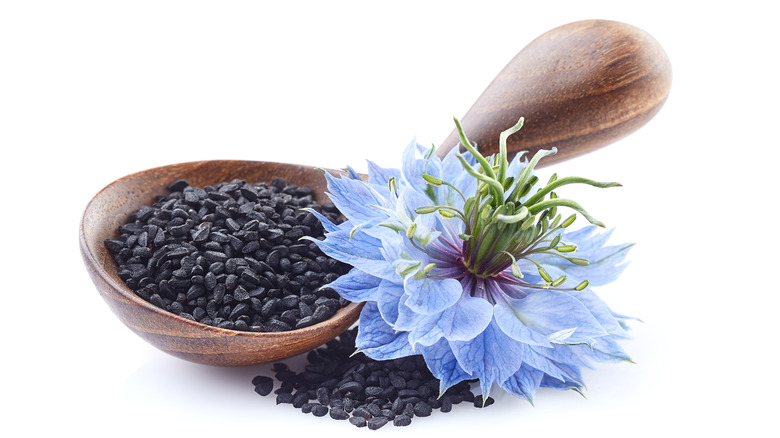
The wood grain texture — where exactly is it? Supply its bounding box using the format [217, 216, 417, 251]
[435, 20, 672, 165]
[80, 160, 363, 366]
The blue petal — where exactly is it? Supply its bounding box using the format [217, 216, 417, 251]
[325, 268, 381, 303]
[366, 159, 402, 187]
[505, 290, 609, 346]
[392, 294, 426, 332]
[419, 338, 474, 394]
[344, 165, 362, 180]
[500, 363, 544, 402]
[437, 146, 477, 209]
[403, 276, 462, 315]
[524, 344, 586, 384]
[356, 302, 416, 360]
[407, 293, 494, 347]
[449, 319, 525, 398]
[562, 287, 630, 336]
[323, 171, 392, 223]
[588, 336, 633, 363]
[305, 227, 397, 281]
[540, 374, 582, 391]
[402, 139, 441, 196]
[540, 226, 633, 286]
[376, 279, 405, 325]
[493, 299, 553, 348]
[303, 208, 340, 233]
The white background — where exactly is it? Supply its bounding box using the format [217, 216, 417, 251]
[2, 1, 778, 436]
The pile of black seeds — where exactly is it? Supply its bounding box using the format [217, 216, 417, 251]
[253, 327, 494, 429]
[105, 178, 352, 332]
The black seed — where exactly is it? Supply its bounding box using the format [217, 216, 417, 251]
[279, 257, 291, 272]
[339, 381, 363, 394]
[276, 393, 293, 404]
[295, 316, 315, 329]
[252, 376, 274, 396]
[225, 274, 238, 290]
[316, 387, 330, 405]
[291, 261, 308, 275]
[365, 403, 381, 417]
[266, 319, 292, 332]
[167, 179, 189, 192]
[229, 303, 248, 320]
[474, 395, 494, 408]
[393, 414, 412, 427]
[233, 286, 250, 302]
[311, 404, 328, 417]
[364, 386, 383, 397]
[351, 406, 372, 419]
[104, 239, 125, 253]
[149, 294, 164, 308]
[169, 301, 184, 314]
[414, 401, 432, 417]
[203, 251, 228, 263]
[349, 416, 367, 428]
[397, 389, 418, 398]
[292, 392, 309, 408]
[312, 305, 332, 322]
[329, 407, 349, 420]
[440, 396, 453, 413]
[367, 417, 388, 430]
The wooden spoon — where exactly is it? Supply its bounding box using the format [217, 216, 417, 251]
[437, 19, 672, 163]
[79, 19, 671, 367]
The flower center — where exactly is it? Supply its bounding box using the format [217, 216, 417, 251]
[412, 117, 618, 292]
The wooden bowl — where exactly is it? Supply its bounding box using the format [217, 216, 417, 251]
[79, 160, 364, 366]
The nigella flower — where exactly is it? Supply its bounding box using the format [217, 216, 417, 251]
[305, 118, 635, 403]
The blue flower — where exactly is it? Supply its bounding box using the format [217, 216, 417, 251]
[306, 118, 635, 403]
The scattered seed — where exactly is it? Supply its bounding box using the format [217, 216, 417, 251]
[252, 376, 274, 396]
[251, 327, 485, 429]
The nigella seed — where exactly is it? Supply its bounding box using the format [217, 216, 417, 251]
[393, 414, 412, 427]
[252, 376, 274, 396]
[292, 392, 309, 408]
[233, 286, 250, 302]
[349, 417, 367, 428]
[440, 396, 453, 413]
[414, 401, 432, 417]
[365, 403, 382, 417]
[351, 407, 372, 419]
[364, 386, 383, 397]
[316, 387, 330, 405]
[311, 404, 328, 417]
[266, 319, 292, 332]
[276, 393, 293, 405]
[329, 407, 349, 420]
[311, 305, 332, 322]
[474, 395, 495, 408]
[338, 381, 363, 394]
[367, 417, 389, 430]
